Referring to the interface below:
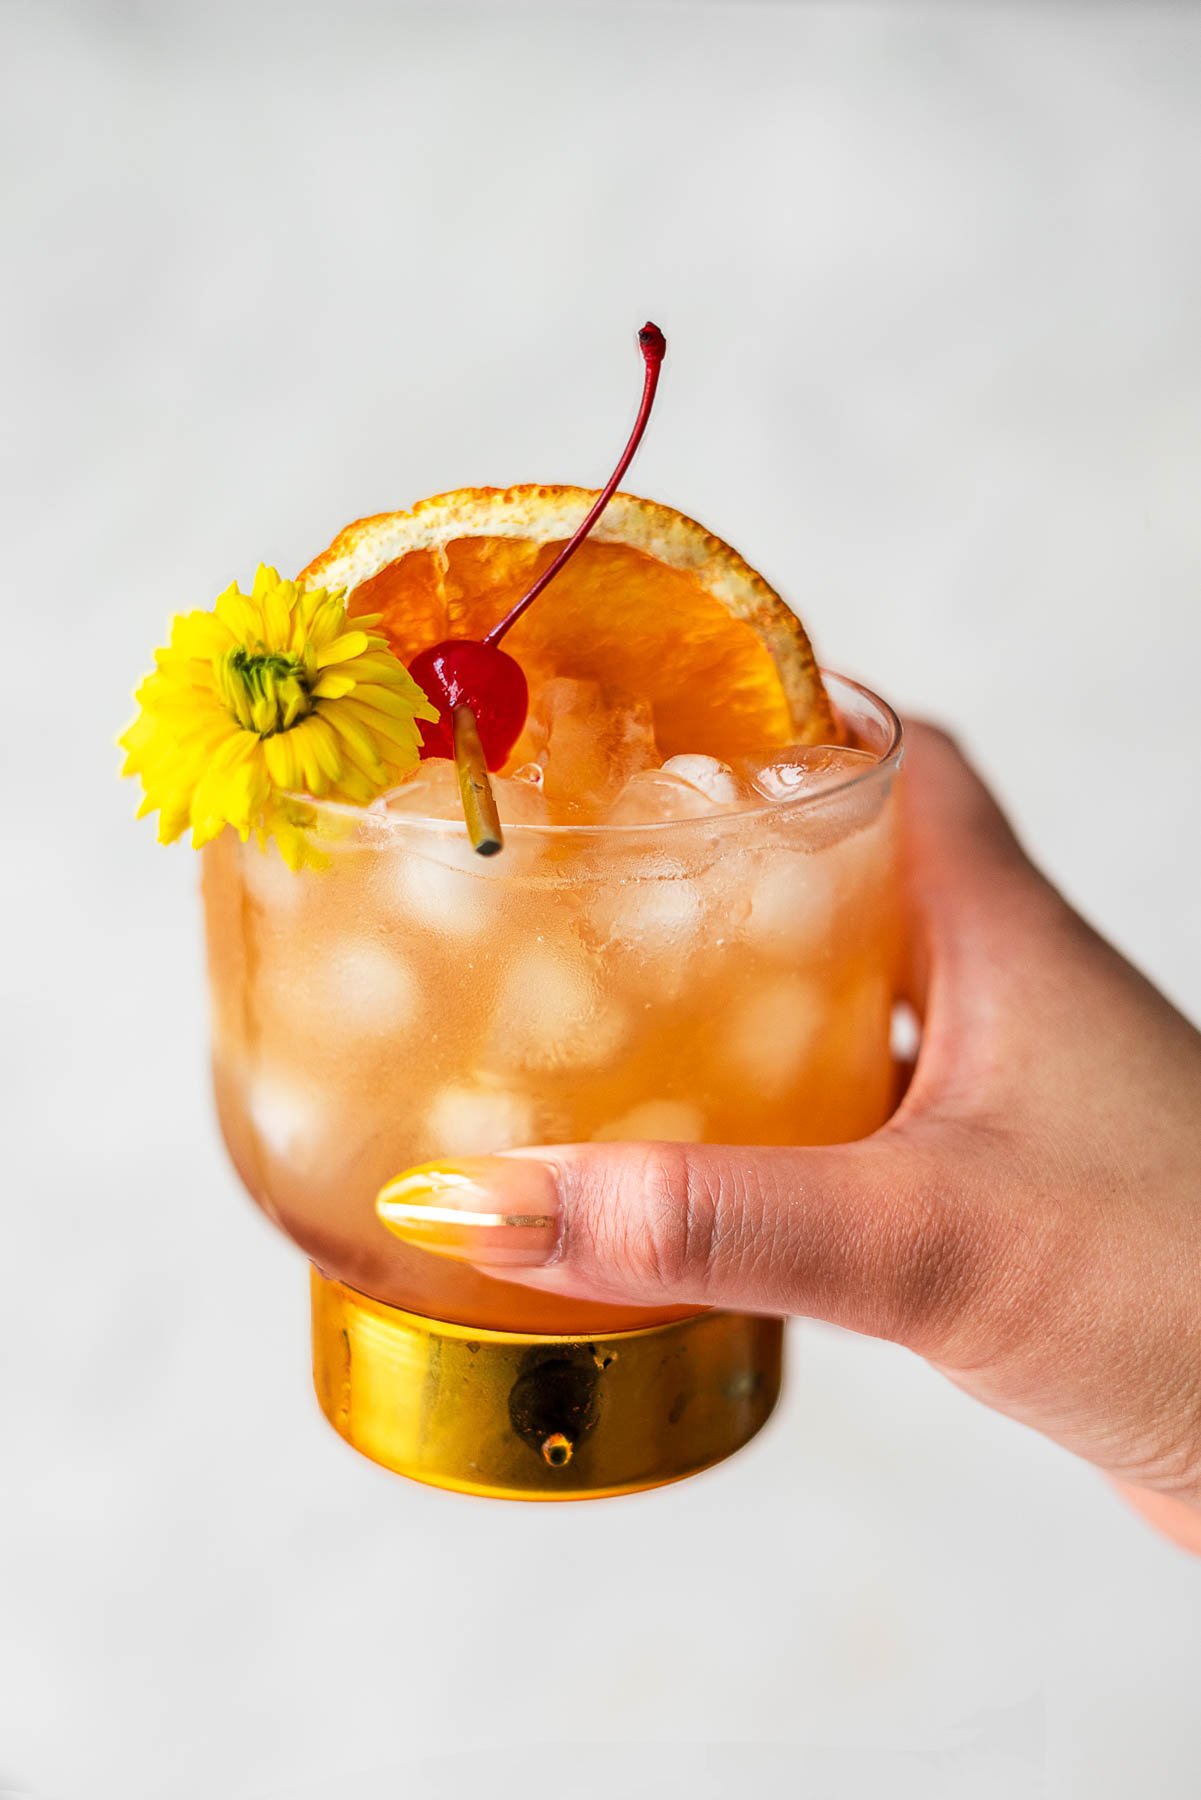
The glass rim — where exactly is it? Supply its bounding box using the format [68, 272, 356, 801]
[285, 670, 903, 844]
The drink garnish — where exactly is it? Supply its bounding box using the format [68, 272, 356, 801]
[125, 327, 837, 865]
[452, 704, 504, 855]
[407, 324, 666, 772]
[119, 564, 437, 865]
[406, 323, 666, 852]
[481, 326, 667, 650]
[305, 485, 835, 769]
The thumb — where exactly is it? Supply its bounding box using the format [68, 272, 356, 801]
[375, 1126, 1008, 1360]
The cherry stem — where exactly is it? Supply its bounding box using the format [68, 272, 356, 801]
[481, 322, 667, 648]
[452, 706, 504, 856]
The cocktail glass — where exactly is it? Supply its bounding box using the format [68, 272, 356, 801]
[201, 674, 903, 1497]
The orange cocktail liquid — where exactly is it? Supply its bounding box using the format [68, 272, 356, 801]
[201, 674, 901, 1335]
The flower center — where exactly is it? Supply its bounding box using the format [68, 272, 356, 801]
[217, 646, 313, 737]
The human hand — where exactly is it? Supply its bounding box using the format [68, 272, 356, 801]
[378, 725, 1201, 1550]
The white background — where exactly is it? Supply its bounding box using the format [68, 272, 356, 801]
[3, 3, 1200, 1796]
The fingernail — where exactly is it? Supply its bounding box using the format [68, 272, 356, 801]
[375, 1157, 560, 1267]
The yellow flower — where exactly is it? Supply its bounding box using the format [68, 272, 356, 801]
[120, 564, 439, 866]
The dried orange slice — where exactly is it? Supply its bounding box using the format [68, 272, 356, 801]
[301, 486, 834, 764]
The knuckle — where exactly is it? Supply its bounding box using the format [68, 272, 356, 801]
[597, 1145, 726, 1296]
[643, 1145, 718, 1291]
[882, 1189, 981, 1348]
[884, 1141, 1061, 1360]
[879, 1155, 1023, 1356]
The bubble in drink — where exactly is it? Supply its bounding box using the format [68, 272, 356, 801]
[592, 1099, 705, 1143]
[746, 745, 875, 803]
[488, 945, 628, 1072]
[659, 754, 744, 808]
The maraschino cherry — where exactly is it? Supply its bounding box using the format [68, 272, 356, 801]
[408, 322, 667, 771]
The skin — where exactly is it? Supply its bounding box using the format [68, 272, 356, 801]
[494, 724, 1201, 1551]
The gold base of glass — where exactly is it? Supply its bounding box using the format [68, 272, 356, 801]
[310, 1268, 784, 1500]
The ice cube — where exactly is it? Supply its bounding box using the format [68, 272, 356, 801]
[383, 760, 551, 829]
[524, 678, 660, 821]
[256, 935, 422, 1055]
[322, 939, 419, 1035]
[605, 770, 721, 826]
[247, 1070, 329, 1168]
[725, 976, 823, 1093]
[380, 759, 551, 845]
[426, 1081, 536, 1156]
[744, 850, 839, 959]
[390, 849, 488, 938]
[488, 945, 628, 1072]
[241, 839, 309, 910]
[587, 861, 704, 957]
[659, 754, 745, 809]
[489, 774, 551, 827]
[377, 760, 463, 820]
[746, 745, 876, 803]
[592, 1099, 706, 1143]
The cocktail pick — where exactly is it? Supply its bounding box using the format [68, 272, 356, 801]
[409, 323, 667, 854]
[452, 705, 503, 856]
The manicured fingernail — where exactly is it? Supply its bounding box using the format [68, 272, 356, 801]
[375, 1157, 560, 1267]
